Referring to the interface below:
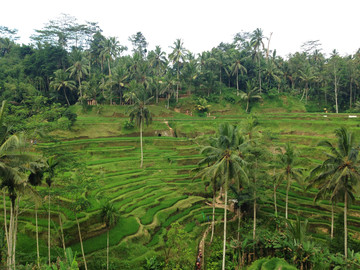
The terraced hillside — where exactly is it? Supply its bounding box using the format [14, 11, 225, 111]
[6, 102, 360, 267]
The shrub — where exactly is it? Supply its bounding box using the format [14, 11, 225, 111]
[123, 120, 135, 130]
[63, 110, 77, 125]
[248, 257, 297, 270]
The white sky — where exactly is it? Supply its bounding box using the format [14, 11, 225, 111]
[1, 0, 360, 58]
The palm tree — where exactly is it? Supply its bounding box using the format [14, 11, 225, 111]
[299, 65, 317, 103]
[113, 66, 128, 105]
[239, 81, 262, 113]
[160, 73, 176, 109]
[67, 50, 89, 101]
[45, 156, 58, 265]
[100, 37, 122, 76]
[50, 69, 76, 106]
[27, 162, 46, 268]
[250, 28, 265, 92]
[231, 58, 247, 96]
[308, 127, 360, 258]
[169, 39, 187, 102]
[128, 90, 152, 168]
[0, 101, 40, 269]
[197, 122, 247, 270]
[100, 202, 118, 270]
[148, 46, 167, 103]
[276, 143, 303, 220]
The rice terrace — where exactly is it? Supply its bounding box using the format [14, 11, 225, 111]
[1, 14, 360, 270]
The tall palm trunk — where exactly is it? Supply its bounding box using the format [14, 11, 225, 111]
[63, 87, 70, 106]
[274, 183, 278, 217]
[140, 121, 143, 168]
[334, 65, 339, 114]
[176, 68, 179, 103]
[331, 201, 334, 239]
[48, 188, 51, 266]
[76, 215, 87, 270]
[35, 206, 40, 268]
[107, 230, 109, 270]
[222, 161, 229, 270]
[210, 192, 215, 243]
[344, 192, 348, 259]
[253, 190, 257, 240]
[59, 213, 66, 258]
[236, 72, 239, 96]
[258, 57, 262, 93]
[237, 208, 241, 242]
[3, 193, 10, 269]
[285, 176, 290, 220]
[222, 188, 228, 270]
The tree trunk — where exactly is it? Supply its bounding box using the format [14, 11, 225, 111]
[63, 87, 70, 106]
[331, 201, 334, 239]
[274, 183, 278, 217]
[344, 192, 348, 259]
[76, 215, 87, 270]
[210, 192, 215, 243]
[350, 78, 353, 109]
[107, 230, 109, 270]
[140, 120, 143, 168]
[13, 198, 20, 269]
[236, 72, 239, 96]
[334, 65, 339, 114]
[48, 189, 51, 266]
[108, 59, 111, 77]
[253, 190, 256, 240]
[3, 193, 10, 269]
[59, 213, 66, 258]
[222, 189, 228, 270]
[35, 206, 40, 268]
[285, 177, 290, 220]
[176, 66, 179, 103]
[258, 58, 262, 93]
[237, 208, 241, 242]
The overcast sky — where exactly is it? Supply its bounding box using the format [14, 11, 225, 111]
[1, 0, 359, 58]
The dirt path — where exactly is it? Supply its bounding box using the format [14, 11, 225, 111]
[163, 120, 175, 137]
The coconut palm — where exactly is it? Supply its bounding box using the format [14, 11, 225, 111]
[160, 73, 176, 109]
[67, 50, 89, 101]
[128, 89, 152, 168]
[50, 69, 76, 106]
[44, 156, 59, 265]
[169, 39, 187, 102]
[0, 101, 40, 269]
[100, 37, 122, 76]
[148, 46, 167, 103]
[308, 127, 360, 258]
[239, 81, 262, 113]
[276, 143, 303, 220]
[100, 202, 118, 270]
[27, 162, 46, 268]
[231, 58, 247, 96]
[250, 28, 265, 92]
[197, 122, 247, 270]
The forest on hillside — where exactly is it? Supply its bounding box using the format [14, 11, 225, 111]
[1, 14, 360, 126]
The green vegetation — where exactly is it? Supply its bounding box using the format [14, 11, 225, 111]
[2, 15, 360, 270]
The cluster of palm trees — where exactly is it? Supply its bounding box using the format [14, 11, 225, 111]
[197, 120, 360, 269]
[0, 99, 120, 269]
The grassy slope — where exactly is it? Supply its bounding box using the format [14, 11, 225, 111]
[10, 94, 360, 266]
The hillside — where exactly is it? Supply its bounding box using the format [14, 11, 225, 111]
[5, 94, 360, 268]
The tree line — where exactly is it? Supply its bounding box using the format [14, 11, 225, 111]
[1, 14, 360, 114]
